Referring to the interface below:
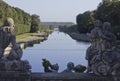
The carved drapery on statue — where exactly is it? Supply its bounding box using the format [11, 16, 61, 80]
[86, 20, 120, 76]
[0, 18, 31, 72]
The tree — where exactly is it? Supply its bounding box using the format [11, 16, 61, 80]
[0, 0, 31, 35]
[0, 0, 51, 35]
[94, 1, 120, 38]
[30, 14, 41, 32]
[76, 11, 94, 33]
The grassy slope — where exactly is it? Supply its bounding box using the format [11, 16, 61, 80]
[16, 33, 34, 40]
[16, 33, 45, 41]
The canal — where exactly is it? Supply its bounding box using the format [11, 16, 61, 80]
[22, 31, 90, 72]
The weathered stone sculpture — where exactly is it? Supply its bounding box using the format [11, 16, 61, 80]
[0, 18, 15, 58]
[86, 20, 103, 73]
[62, 62, 75, 72]
[62, 62, 86, 73]
[0, 18, 31, 72]
[74, 64, 86, 73]
[86, 20, 120, 78]
[42, 59, 59, 72]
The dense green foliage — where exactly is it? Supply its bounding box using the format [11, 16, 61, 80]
[76, 0, 120, 39]
[76, 11, 94, 33]
[0, 0, 51, 35]
[0, 0, 31, 35]
[30, 14, 40, 33]
[59, 25, 78, 33]
[94, 1, 120, 39]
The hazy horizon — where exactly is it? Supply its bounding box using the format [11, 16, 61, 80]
[4, 0, 101, 23]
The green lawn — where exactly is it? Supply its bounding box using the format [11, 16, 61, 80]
[16, 33, 45, 41]
[16, 33, 34, 40]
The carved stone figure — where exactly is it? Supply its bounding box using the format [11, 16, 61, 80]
[50, 63, 59, 72]
[74, 64, 86, 73]
[86, 20, 120, 78]
[62, 62, 75, 72]
[62, 62, 86, 73]
[0, 18, 31, 72]
[89, 20, 103, 51]
[86, 46, 99, 73]
[0, 18, 16, 58]
[86, 20, 103, 73]
[101, 22, 116, 51]
[42, 59, 59, 72]
[7, 45, 23, 60]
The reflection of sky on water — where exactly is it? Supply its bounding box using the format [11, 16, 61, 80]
[22, 31, 90, 72]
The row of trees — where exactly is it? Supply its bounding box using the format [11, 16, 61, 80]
[76, 0, 120, 39]
[0, 0, 50, 35]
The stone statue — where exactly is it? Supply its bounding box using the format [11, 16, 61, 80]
[0, 18, 31, 72]
[62, 62, 75, 72]
[101, 22, 116, 51]
[42, 59, 59, 72]
[62, 62, 86, 73]
[86, 20, 120, 78]
[86, 20, 103, 73]
[89, 20, 103, 51]
[74, 64, 86, 73]
[0, 18, 16, 58]
[7, 45, 23, 60]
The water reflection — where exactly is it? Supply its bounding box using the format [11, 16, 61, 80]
[22, 31, 90, 72]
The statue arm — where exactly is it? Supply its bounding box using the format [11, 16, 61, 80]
[98, 30, 112, 41]
[110, 33, 117, 41]
[11, 33, 18, 48]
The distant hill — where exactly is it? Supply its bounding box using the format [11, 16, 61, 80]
[41, 22, 75, 27]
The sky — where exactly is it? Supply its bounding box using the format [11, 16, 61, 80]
[4, 0, 101, 23]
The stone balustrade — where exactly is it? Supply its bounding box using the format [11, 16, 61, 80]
[0, 72, 117, 81]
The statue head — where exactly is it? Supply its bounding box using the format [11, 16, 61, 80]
[67, 62, 74, 70]
[94, 20, 102, 28]
[51, 64, 59, 72]
[3, 18, 14, 27]
[3, 18, 15, 31]
[103, 22, 111, 31]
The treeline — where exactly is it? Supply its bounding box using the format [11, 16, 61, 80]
[0, 0, 51, 35]
[76, 0, 120, 39]
[59, 25, 78, 33]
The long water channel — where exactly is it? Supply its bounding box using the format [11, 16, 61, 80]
[22, 31, 90, 72]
